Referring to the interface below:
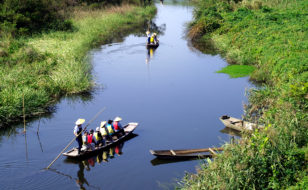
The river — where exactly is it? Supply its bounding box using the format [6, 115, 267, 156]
[0, 2, 254, 190]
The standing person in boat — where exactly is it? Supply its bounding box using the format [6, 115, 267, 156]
[113, 116, 124, 137]
[74, 118, 85, 154]
[146, 31, 151, 44]
[94, 127, 104, 146]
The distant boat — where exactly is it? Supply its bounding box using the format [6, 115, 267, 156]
[219, 115, 264, 132]
[63, 122, 138, 159]
[150, 147, 223, 160]
[146, 41, 159, 48]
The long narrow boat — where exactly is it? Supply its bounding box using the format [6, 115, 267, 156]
[150, 147, 223, 160]
[219, 115, 263, 132]
[63, 122, 138, 159]
[146, 42, 159, 48]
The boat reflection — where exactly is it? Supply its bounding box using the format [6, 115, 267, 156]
[220, 127, 242, 137]
[150, 157, 202, 166]
[146, 47, 158, 64]
[63, 134, 137, 189]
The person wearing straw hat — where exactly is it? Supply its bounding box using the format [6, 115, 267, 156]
[100, 121, 112, 143]
[153, 33, 158, 44]
[74, 118, 85, 154]
[113, 116, 124, 137]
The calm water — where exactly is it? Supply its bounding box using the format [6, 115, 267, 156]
[0, 3, 253, 190]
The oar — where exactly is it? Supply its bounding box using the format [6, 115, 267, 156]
[46, 107, 106, 170]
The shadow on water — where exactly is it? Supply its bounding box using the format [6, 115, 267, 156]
[48, 168, 102, 190]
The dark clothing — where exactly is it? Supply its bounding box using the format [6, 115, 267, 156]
[75, 126, 83, 154]
[76, 138, 82, 154]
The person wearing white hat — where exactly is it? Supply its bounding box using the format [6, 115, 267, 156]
[100, 121, 112, 143]
[113, 116, 124, 138]
[94, 127, 103, 146]
[74, 118, 85, 154]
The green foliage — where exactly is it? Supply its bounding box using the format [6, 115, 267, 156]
[0, 0, 72, 35]
[183, 0, 308, 189]
[0, 5, 156, 126]
[217, 65, 255, 78]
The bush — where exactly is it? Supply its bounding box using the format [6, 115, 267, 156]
[0, 0, 72, 35]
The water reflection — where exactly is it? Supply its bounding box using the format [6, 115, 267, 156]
[220, 127, 242, 137]
[64, 142, 127, 189]
[146, 47, 158, 64]
[151, 157, 200, 166]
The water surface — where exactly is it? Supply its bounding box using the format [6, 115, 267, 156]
[0, 3, 253, 190]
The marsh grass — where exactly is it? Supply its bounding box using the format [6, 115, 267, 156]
[182, 0, 308, 189]
[217, 65, 255, 78]
[0, 5, 156, 127]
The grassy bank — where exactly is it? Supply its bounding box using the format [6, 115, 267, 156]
[182, 0, 308, 189]
[0, 5, 156, 127]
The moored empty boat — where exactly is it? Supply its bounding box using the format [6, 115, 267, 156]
[63, 122, 138, 159]
[150, 147, 223, 160]
[219, 115, 263, 132]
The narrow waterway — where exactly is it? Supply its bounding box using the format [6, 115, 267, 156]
[0, 2, 254, 190]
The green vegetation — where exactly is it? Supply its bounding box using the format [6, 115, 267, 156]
[182, 0, 308, 189]
[0, 4, 156, 127]
[217, 65, 255, 78]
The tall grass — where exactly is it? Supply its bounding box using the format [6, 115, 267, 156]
[182, 0, 308, 189]
[0, 5, 156, 127]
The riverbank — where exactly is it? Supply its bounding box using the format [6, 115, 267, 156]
[182, 0, 307, 189]
[0, 5, 156, 127]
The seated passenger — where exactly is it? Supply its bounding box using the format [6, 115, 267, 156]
[81, 131, 94, 151]
[106, 120, 115, 136]
[94, 127, 104, 146]
[100, 121, 112, 143]
[150, 34, 155, 44]
[113, 116, 124, 137]
[88, 129, 97, 147]
[153, 33, 158, 44]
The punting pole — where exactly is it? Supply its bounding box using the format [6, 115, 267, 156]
[46, 107, 106, 170]
[23, 94, 26, 133]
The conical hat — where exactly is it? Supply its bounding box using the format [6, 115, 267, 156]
[114, 117, 122, 122]
[75, 118, 85, 125]
[100, 121, 107, 127]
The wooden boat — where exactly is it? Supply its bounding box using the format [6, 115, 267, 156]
[63, 122, 138, 159]
[146, 42, 159, 48]
[219, 115, 263, 132]
[150, 147, 223, 160]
